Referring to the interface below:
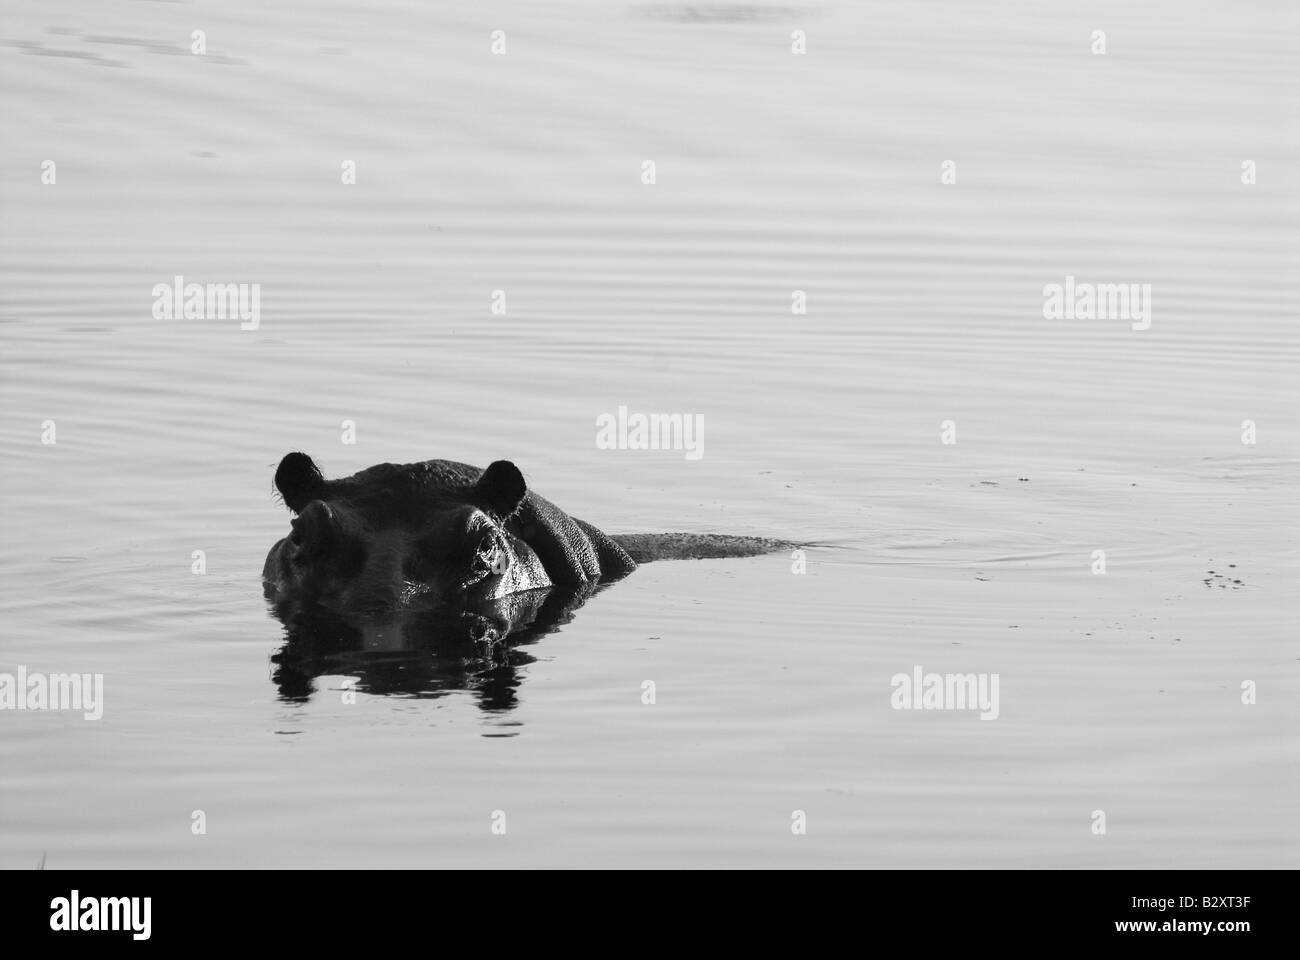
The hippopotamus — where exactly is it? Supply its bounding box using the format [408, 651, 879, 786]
[263, 452, 789, 614]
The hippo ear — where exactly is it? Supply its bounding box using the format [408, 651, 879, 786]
[275, 452, 328, 513]
[474, 460, 527, 518]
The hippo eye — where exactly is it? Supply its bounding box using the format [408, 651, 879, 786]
[473, 538, 506, 576]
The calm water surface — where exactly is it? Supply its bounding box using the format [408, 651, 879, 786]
[1, 1, 1296, 867]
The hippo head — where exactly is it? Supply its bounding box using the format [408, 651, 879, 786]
[263, 452, 552, 612]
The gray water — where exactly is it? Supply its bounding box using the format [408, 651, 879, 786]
[1, 0, 1296, 868]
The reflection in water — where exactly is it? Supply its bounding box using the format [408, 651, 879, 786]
[265, 582, 604, 712]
